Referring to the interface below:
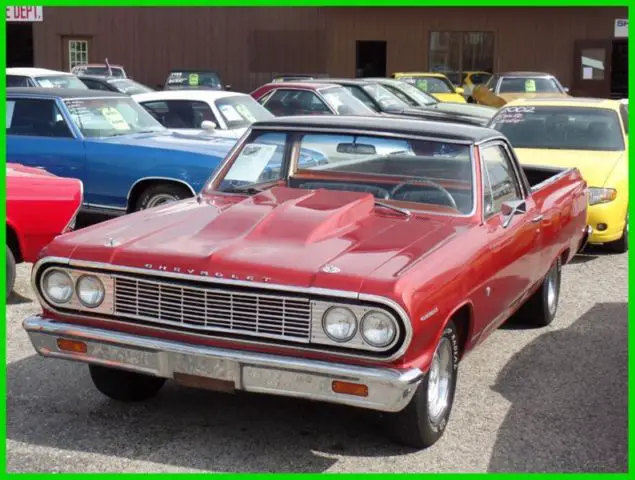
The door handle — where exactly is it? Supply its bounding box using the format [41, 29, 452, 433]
[531, 215, 544, 223]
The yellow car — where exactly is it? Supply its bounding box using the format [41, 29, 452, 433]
[458, 71, 492, 99]
[391, 72, 466, 103]
[489, 97, 629, 252]
[472, 71, 570, 108]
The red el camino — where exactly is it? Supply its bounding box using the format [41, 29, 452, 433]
[6, 163, 83, 299]
[23, 116, 589, 448]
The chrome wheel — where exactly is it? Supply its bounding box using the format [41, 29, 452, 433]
[427, 336, 453, 424]
[546, 265, 559, 317]
[145, 194, 178, 209]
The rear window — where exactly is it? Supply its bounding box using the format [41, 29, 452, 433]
[165, 71, 222, 90]
[490, 106, 625, 151]
[498, 77, 563, 94]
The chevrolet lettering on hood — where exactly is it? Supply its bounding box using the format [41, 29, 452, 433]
[143, 263, 272, 282]
[23, 115, 589, 451]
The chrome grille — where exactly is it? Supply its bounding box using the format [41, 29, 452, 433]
[113, 276, 312, 342]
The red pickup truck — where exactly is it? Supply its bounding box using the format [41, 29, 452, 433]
[6, 163, 83, 299]
[23, 116, 589, 449]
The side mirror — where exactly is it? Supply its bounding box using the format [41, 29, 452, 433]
[501, 199, 527, 228]
[563, 87, 570, 93]
[455, 87, 465, 95]
[225, 84, 232, 90]
[201, 120, 217, 132]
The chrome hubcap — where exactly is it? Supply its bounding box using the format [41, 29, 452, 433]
[427, 336, 453, 424]
[146, 194, 178, 209]
[546, 266, 559, 316]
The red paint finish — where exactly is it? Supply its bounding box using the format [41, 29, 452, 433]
[6, 163, 83, 263]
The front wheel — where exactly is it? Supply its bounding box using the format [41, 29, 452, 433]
[89, 365, 166, 402]
[6, 245, 16, 300]
[384, 321, 459, 449]
[134, 183, 192, 212]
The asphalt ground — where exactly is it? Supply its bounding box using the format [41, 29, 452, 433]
[5, 242, 627, 472]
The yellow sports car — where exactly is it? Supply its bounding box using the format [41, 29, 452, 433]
[489, 97, 629, 252]
[472, 71, 570, 107]
[391, 72, 466, 103]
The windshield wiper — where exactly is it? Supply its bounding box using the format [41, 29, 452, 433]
[225, 184, 265, 195]
[374, 200, 411, 217]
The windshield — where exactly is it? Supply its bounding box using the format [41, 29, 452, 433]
[400, 76, 455, 94]
[386, 81, 438, 106]
[208, 130, 474, 215]
[108, 79, 154, 95]
[490, 106, 625, 151]
[318, 86, 375, 115]
[64, 96, 166, 138]
[215, 95, 273, 129]
[498, 77, 563, 94]
[165, 71, 222, 90]
[362, 84, 407, 109]
[34, 75, 88, 89]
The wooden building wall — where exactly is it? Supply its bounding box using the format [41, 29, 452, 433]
[32, 7, 626, 93]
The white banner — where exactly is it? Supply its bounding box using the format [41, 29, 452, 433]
[6, 6, 43, 22]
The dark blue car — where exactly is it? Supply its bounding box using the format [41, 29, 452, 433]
[6, 87, 236, 215]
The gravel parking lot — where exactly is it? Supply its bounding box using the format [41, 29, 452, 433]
[6, 247, 627, 473]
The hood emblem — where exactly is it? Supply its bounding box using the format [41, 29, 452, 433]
[105, 238, 120, 247]
[321, 264, 341, 274]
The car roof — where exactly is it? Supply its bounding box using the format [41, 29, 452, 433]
[393, 72, 449, 78]
[504, 97, 623, 110]
[301, 78, 381, 86]
[259, 81, 342, 90]
[251, 115, 501, 143]
[132, 90, 246, 102]
[7, 67, 75, 77]
[7, 87, 127, 98]
[498, 71, 555, 77]
[77, 63, 124, 68]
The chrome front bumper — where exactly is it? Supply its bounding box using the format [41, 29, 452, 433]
[23, 316, 423, 413]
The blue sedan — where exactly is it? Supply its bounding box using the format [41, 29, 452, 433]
[6, 87, 237, 215]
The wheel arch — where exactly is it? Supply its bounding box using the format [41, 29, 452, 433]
[6, 222, 23, 263]
[126, 177, 196, 213]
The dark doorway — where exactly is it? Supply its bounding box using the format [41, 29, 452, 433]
[610, 39, 628, 99]
[7, 23, 34, 67]
[355, 41, 386, 78]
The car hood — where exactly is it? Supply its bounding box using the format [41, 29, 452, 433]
[514, 148, 626, 187]
[95, 131, 237, 157]
[48, 186, 462, 294]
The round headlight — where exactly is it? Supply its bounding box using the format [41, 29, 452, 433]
[76, 275, 105, 308]
[322, 307, 357, 342]
[361, 311, 397, 347]
[42, 269, 73, 304]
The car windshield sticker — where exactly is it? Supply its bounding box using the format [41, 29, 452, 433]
[416, 79, 428, 91]
[225, 143, 278, 182]
[234, 104, 257, 122]
[188, 73, 200, 86]
[525, 79, 536, 92]
[219, 104, 244, 122]
[494, 107, 536, 124]
[99, 107, 131, 130]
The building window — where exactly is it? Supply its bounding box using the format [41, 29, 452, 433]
[580, 48, 605, 80]
[429, 31, 494, 80]
[68, 39, 88, 70]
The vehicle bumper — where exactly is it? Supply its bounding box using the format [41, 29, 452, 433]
[587, 203, 627, 244]
[23, 315, 423, 413]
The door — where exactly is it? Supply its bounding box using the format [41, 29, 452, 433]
[477, 142, 542, 334]
[6, 97, 86, 182]
[355, 41, 387, 78]
[571, 39, 613, 98]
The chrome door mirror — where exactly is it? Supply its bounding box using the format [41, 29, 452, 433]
[501, 199, 526, 228]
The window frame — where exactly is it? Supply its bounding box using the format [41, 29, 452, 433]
[68, 39, 89, 71]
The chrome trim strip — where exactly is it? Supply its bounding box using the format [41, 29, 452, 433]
[23, 315, 423, 413]
[31, 256, 414, 363]
[83, 203, 127, 212]
[529, 166, 577, 192]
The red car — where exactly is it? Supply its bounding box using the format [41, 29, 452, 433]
[251, 81, 375, 116]
[23, 116, 589, 448]
[6, 163, 83, 299]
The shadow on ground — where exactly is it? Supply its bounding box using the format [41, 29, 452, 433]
[488, 302, 628, 472]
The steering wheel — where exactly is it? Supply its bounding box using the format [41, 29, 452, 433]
[390, 179, 458, 210]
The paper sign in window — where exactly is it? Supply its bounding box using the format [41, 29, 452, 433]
[225, 143, 279, 182]
[416, 79, 428, 91]
[188, 73, 199, 86]
[525, 79, 536, 93]
[99, 107, 131, 130]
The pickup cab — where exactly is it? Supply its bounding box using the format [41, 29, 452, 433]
[23, 116, 589, 449]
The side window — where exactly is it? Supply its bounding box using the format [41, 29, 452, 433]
[344, 86, 378, 111]
[262, 89, 293, 116]
[619, 104, 628, 135]
[481, 144, 523, 217]
[7, 75, 30, 87]
[7, 98, 73, 138]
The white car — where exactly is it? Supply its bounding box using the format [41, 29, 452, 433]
[7, 67, 88, 89]
[132, 90, 274, 139]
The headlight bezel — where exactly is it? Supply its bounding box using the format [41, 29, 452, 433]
[40, 268, 74, 305]
[360, 310, 398, 348]
[321, 306, 359, 343]
[76, 274, 106, 308]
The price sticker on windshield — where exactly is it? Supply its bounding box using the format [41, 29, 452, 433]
[188, 73, 200, 86]
[235, 104, 257, 123]
[525, 79, 536, 92]
[99, 107, 130, 131]
[416, 79, 428, 91]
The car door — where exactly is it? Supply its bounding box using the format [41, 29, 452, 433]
[476, 141, 542, 335]
[6, 96, 86, 183]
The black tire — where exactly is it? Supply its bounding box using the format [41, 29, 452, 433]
[607, 214, 628, 254]
[6, 245, 16, 301]
[516, 257, 562, 328]
[134, 183, 192, 212]
[89, 364, 166, 402]
[384, 321, 459, 449]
